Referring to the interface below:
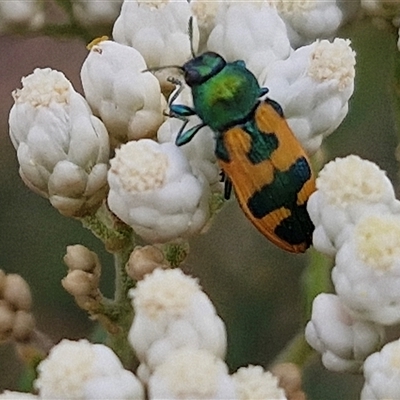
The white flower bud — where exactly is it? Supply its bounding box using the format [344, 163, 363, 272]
[9, 68, 110, 218]
[157, 86, 220, 187]
[129, 268, 227, 377]
[108, 139, 210, 243]
[35, 339, 144, 399]
[262, 38, 355, 154]
[232, 365, 287, 400]
[305, 294, 384, 373]
[190, 0, 224, 51]
[81, 39, 165, 148]
[269, 0, 343, 48]
[112, 0, 198, 69]
[148, 348, 236, 400]
[206, 2, 291, 79]
[307, 155, 400, 255]
[0, 0, 44, 32]
[73, 0, 123, 28]
[332, 213, 400, 325]
[361, 338, 400, 400]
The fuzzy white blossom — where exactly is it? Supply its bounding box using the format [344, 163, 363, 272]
[157, 86, 220, 187]
[35, 339, 144, 399]
[305, 294, 385, 373]
[269, 0, 343, 48]
[9, 68, 110, 218]
[361, 339, 400, 400]
[262, 38, 355, 154]
[73, 0, 123, 28]
[148, 348, 236, 400]
[332, 213, 400, 325]
[232, 365, 287, 400]
[0, 391, 38, 399]
[307, 155, 400, 255]
[205, 2, 291, 79]
[113, 0, 198, 69]
[108, 139, 210, 243]
[129, 268, 227, 380]
[0, 0, 44, 33]
[81, 39, 165, 148]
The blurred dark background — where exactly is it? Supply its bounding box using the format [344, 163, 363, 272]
[0, 16, 398, 399]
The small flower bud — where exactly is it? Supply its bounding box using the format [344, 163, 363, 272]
[62, 269, 97, 298]
[270, 363, 305, 400]
[12, 310, 35, 342]
[126, 245, 168, 281]
[63, 244, 100, 273]
[3, 273, 32, 311]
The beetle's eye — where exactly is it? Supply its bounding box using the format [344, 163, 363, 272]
[184, 69, 201, 86]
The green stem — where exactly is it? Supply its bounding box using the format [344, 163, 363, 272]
[301, 248, 333, 324]
[104, 247, 137, 369]
[272, 248, 333, 367]
[81, 203, 141, 253]
[271, 333, 314, 369]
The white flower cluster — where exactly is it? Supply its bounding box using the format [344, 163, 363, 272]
[34, 339, 144, 399]
[305, 155, 400, 396]
[9, 68, 110, 218]
[129, 267, 287, 399]
[8, 0, 355, 245]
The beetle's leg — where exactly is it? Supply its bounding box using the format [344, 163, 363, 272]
[223, 175, 232, 200]
[176, 121, 206, 146]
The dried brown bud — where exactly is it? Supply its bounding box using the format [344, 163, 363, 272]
[3, 274, 32, 311]
[64, 244, 100, 273]
[12, 310, 35, 342]
[62, 269, 97, 297]
[0, 301, 15, 341]
[270, 363, 305, 400]
[126, 245, 168, 281]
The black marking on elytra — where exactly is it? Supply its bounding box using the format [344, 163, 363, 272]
[274, 203, 314, 246]
[247, 157, 312, 219]
[265, 98, 284, 118]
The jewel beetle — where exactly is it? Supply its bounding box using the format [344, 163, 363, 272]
[165, 51, 316, 253]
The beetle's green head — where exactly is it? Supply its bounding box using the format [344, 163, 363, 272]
[182, 52, 226, 87]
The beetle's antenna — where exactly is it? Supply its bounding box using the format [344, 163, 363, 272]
[167, 76, 185, 106]
[188, 16, 196, 58]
